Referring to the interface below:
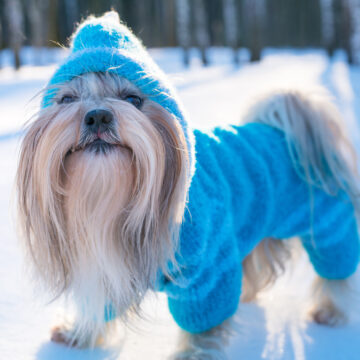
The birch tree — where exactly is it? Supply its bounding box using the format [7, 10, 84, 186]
[4, 0, 24, 69]
[176, 0, 191, 66]
[193, 0, 210, 66]
[222, 0, 239, 64]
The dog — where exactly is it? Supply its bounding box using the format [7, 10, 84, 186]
[16, 12, 360, 359]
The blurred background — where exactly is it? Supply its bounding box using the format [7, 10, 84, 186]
[0, 0, 360, 69]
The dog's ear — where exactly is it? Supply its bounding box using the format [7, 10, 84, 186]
[16, 105, 80, 295]
[115, 100, 189, 281]
[143, 101, 189, 227]
[129, 101, 188, 284]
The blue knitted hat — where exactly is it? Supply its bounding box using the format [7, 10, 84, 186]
[43, 11, 194, 177]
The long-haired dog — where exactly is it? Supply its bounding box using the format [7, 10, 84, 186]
[16, 12, 360, 359]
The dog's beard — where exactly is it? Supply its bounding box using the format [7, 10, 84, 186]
[63, 147, 134, 325]
[17, 73, 188, 344]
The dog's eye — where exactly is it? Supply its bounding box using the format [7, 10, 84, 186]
[59, 95, 76, 104]
[124, 95, 143, 109]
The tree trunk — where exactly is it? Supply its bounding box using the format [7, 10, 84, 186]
[162, 0, 176, 46]
[175, 0, 191, 66]
[0, 20, 2, 69]
[320, 0, 335, 56]
[222, 0, 239, 64]
[243, 0, 265, 62]
[64, 0, 79, 35]
[193, 0, 210, 66]
[346, 0, 360, 64]
[4, 0, 24, 69]
[26, 0, 50, 65]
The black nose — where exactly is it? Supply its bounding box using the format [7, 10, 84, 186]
[84, 109, 113, 133]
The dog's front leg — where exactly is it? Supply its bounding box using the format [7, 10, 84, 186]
[170, 319, 233, 360]
[50, 322, 92, 348]
[51, 318, 117, 348]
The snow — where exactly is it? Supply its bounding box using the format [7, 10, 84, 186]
[0, 47, 360, 359]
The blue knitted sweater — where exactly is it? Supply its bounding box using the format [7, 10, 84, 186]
[157, 123, 360, 333]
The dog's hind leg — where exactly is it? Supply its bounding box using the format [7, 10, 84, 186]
[308, 276, 351, 326]
[243, 87, 360, 326]
[170, 319, 233, 360]
[241, 237, 292, 302]
[302, 234, 359, 326]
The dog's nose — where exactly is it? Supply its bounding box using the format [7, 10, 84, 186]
[84, 109, 113, 133]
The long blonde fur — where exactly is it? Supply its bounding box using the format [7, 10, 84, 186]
[16, 73, 188, 346]
[241, 88, 360, 302]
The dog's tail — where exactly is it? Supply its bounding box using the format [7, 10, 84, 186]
[241, 88, 360, 302]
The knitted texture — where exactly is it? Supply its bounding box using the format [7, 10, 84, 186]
[42, 12, 195, 177]
[157, 123, 360, 333]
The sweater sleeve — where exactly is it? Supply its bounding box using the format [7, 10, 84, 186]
[167, 261, 242, 333]
[158, 130, 243, 333]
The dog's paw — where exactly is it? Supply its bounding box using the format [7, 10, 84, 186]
[309, 302, 347, 327]
[51, 325, 79, 347]
[51, 324, 104, 348]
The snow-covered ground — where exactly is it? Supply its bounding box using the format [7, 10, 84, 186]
[1, 47, 360, 360]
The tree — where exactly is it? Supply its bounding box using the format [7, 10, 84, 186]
[64, 0, 79, 35]
[4, 0, 24, 69]
[346, 0, 360, 64]
[175, 0, 191, 66]
[26, 0, 50, 64]
[242, 0, 265, 62]
[320, 0, 335, 55]
[0, 18, 2, 69]
[193, 0, 210, 66]
[222, 0, 239, 64]
[159, 0, 176, 47]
